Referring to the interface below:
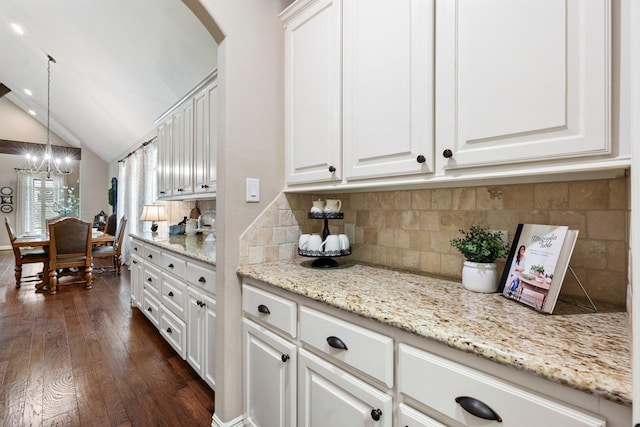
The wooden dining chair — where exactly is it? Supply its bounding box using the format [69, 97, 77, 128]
[4, 217, 49, 288]
[92, 216, 128, 274]
[48, 217, 93, 294]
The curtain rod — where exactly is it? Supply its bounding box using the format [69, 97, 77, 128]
[117, 136, 157, 163]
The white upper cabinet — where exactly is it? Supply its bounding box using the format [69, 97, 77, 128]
[193, 80, 218, 194]
[157, 118, 172, 198]
[282, 0, 343, 185]
[435, 0, 611, 171]
[343, 0, 434, 180]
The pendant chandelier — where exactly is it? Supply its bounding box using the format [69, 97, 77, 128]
[18, 54, 72, 178]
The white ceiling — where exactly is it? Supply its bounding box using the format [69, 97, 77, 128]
[0, 0, 218, 163]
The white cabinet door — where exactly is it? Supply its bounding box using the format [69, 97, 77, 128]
[194, 79, 218, 194]
[130, 254, 143, 308]
[187, 288, 216, 390]
[435, 0, 610, 171]
[343, 0, 434, 180]
[157, 118, 172, 198]
[171, 101, 194, 195]
[282, 0, 342, 185]
[298, 349, 392, 427]
[244, 319, 296, 427]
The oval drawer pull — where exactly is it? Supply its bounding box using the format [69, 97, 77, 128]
[257, 304, 270, 314]
[132, 260, 137, 264]
[168, 263, 174, 268]
[281, 354, 290, 363]
[168, 291, 174, 297]
[327, 336, 348, 350]
[198, 276, 206, 283]
[455, 396, 502, 422]
[370, 408, 382, 421]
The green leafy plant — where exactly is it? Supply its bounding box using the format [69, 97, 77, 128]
[450, 225, 509, 263]
[52, 186, 80, 217]
[530, 265, 545, 274]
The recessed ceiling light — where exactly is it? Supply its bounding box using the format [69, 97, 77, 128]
[10, 23, 24, 35]
[28, 110, 36, 116]
[24, 89, 32, 96]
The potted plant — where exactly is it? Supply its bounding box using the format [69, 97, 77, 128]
[450, 225, 509, 292]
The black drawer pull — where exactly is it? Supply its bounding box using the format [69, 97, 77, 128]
[455, 396, 502, 422]
[132, 260, 137, 264]
[166, 327, 172, 334]
[147, 307, 152, 312]
[257, 304, 270, 314]
[147, 278, 152, 282]
[198, 277, 206, 283]
[168, 263, 174, 268]
[327, 336, 348, 350]
[148, 254, 153, 259]
[134, 247, 138, 251]
[281, 354, 290, 363]
[370, 408, 382, 421]
[168, 291, 174, 297]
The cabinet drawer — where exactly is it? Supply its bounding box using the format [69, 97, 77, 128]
[131, 239, 144, 256]
[161, 252, 186, 278]
[398, 344, 605, 427]
[186, 261, 216, 295]
[142, 290, 161, 329]
[162, 274, 186, 320]
[144, 245, 162, 267]
[299, 306, 393, 388]
[242, 284, 297, 339]
[398, 403, 446, 427]
[160, 305, 187, 359]
[142, 264, 161, 298]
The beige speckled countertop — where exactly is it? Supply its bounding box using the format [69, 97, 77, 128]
[130, 232, 216, 265]
[237, 260, 631, 406]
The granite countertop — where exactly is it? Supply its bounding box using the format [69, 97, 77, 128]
[237, 260, 631, 406]
[130, 232, 216, 265]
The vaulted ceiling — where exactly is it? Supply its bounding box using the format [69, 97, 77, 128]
[0, 0, 218, 163]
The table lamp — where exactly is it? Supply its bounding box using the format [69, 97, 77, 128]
[140, 205, 167, 233]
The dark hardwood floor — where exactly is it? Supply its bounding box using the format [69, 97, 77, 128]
[0, 250, 215, 426]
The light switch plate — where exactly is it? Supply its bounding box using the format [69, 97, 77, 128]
[246, 178, 259, 202]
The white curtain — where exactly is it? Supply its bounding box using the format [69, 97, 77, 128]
[118, 141, 157, 265]
[15, 170, 65, 234]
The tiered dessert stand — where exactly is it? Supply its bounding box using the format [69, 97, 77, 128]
[298, 212, 351, 268]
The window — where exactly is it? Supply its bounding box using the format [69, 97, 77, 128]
[15, 171, 65, 233]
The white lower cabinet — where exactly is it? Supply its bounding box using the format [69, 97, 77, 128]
[398, 344, 605, 427]
[398, 403, 446, 427]
[130, 254, 143, 308]
[187, 289, 216, 390]
[298, 349, 392, 427]
[243, 318, 297, 427]
[130, 237, 216, 389]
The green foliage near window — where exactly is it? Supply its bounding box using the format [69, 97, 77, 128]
[450, 225, 509, 263]
[52, 186, 80, 217]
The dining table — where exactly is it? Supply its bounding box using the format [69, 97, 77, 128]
[13, 230, 115, 291]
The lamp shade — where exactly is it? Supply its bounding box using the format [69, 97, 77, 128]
[140, 205, 167, 222]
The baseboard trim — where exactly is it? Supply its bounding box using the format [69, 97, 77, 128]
[212, 413, 244, 427]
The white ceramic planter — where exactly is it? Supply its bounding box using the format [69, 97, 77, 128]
[461, 261, 499, 293]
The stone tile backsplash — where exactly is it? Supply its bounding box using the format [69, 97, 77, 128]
[239, 176, 630, 307]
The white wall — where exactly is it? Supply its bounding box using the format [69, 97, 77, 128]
[0, 97, 109, 245]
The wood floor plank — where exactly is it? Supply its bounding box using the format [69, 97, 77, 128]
[0, 249, 214, 426]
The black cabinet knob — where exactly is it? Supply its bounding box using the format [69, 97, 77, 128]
[416, 154, 426, 164]
[455, 396, 502, 422]
[148, 254, 153, 259]
[370, 409, 382, 421]
[134, 247, 138, 251]
[132, 260, 137, 264]
[147, 278, 152, 282]
[257, 304, 271, 314]
[147, 307, 152, 312]
[168, 291, 174, 297]
[328, 165, 336, 173]
[327, 336, 348, 350]
[168, 263, 174, 268]
[281, 354, 290, 363]
[166, 327, 172, 334]
[199, 277, 206, 283]
[443, 149, 453, 158]
[201, 184, 209, 189]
